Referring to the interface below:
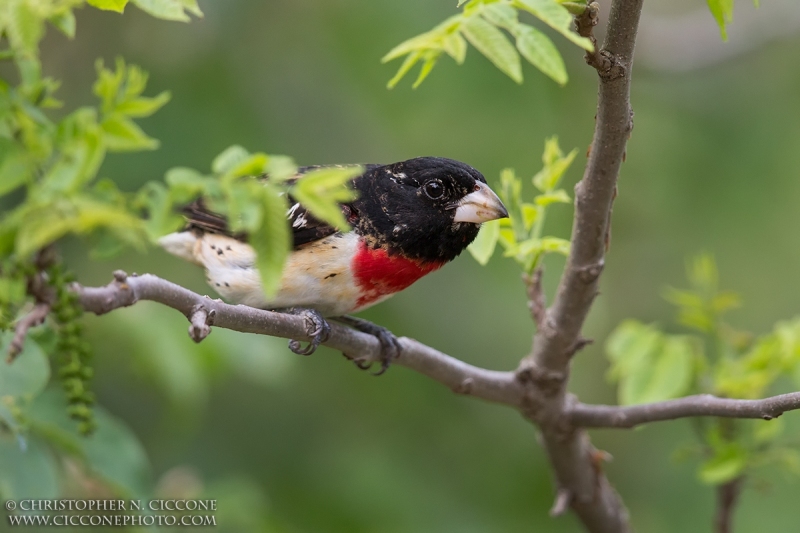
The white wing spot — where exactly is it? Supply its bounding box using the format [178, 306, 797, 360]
[292, 213, 308, 229]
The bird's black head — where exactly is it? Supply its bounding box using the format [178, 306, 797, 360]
[351, 157, 508, 263]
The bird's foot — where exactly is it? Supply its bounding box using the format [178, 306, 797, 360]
[336, 316, 401, 375]
[282, 308, 331, 356]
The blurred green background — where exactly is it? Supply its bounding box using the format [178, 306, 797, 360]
[13, 0, 800, 531]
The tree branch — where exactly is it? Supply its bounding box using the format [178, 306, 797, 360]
[514, 0, 644, 531]
[569, 393, 800, 428]
[74, 272, 526, 408]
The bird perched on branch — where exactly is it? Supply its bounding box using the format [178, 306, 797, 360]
[159, 157, 508, 373]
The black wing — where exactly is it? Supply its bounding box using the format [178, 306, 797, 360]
[181, 165, 374, 249]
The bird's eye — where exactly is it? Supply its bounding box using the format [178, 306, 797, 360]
[423, 180, 444, 199]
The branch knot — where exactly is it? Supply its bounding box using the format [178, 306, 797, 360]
[188, 304, 214, 343]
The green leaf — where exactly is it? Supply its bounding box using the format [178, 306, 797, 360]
[663, 287, 704, 309]
[72, 195, 144, 236]
[177, 0, 203, 17]
[132, 0, 191, 21]
[165, 166, 208, 203]
[125, 69, 149, 103]
[49, 9, 77, 39]
[461, 16, 523, 83]
[82, 408, 152, 496]
[706, 0, 734, 40]
[641, 336, 694, 403]
[5, 0, 45, 56]
[42, 128, 105, 193]
[521, 203, 538, 230]
[264, 155, 298, 183]
[561, 1, 591, 15]
[687, 253, 719, 291]
[503, 237, 540, 258]
[15, 204, 77, 257]
[114, 91, 170, 118]
[93, 59, 124, 114]
[606, 322, 695, 406]
[290, 166, 361, 230]
[534, 189, 571, 206]
[442, 32, 468, 64]
[0, 333, 50, 399]
[29, 390, 152, 497]
[225, 182, 263, 233]
[498, 227, 517, 249]
[0, 277, 26, 305]
[135, 182, 183, 240]
[753, 417, 784, 445]
[516, 24, 568, 85]
[87, 0, 129, 13]
[514, 0, 594, 50]
[699, 444, 747, 485]
[413, 53, 440, 88]
[88, 230, 127, 259]
[0, 434, 59, 500]
[607, 322, 659, 386]
[481, 4, 518, 31]
[712, 291, 741, 313]
[101, 115, 158, 151]
[532, 137, 577, 191]
[387, 50, 423, 89]
[0, 402, 21, 435]
[224, 153, 269, 181]
[212, 145, 250, 175]
[0, 146, 31, 196]
[540, 236, 570, 255]
[382, 33, 437, 64]
[499, 168, 526, 241]
[249, 186, 290, 298]
[468, 218, 500, 265]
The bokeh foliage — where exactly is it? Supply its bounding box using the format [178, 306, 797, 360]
[606, 255, 800, 485]
[1, 0, 799, 531]
[0, 1, 361, 527]
[383, 0, 593, 87]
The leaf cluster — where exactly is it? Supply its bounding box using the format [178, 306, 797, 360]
[606, 254, 800, 486]
[468, 136, 573, 272]
[383, 0, 593, 88]
[0, 57, 169, 260]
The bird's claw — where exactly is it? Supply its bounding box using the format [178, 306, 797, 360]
[338, 316, 401, 375]
[286, 308, 331, 356]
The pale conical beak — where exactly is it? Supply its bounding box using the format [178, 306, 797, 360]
[453, 181, 509, 223]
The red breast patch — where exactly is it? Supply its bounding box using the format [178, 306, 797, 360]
[352, 241, 444, 309]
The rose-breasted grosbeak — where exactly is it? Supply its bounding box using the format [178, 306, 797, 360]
[159, 156, 508, 373]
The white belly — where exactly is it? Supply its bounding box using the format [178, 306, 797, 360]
[160, 231, 367, 316]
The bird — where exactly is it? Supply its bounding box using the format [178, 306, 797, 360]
[158, 156, 508, 373]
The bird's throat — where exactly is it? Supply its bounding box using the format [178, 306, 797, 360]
[352, 241, 445, 310]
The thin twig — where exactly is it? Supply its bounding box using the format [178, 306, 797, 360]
[7, 302, 51, 362]
[575, 2, 613, 74]
[569, 393, 800, 428]
[714, 477, 743, 533]
[524, 268, 546, 327]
